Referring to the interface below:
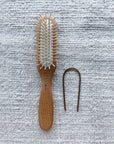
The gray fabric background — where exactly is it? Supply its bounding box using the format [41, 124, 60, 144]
[0, 0, 114, 144]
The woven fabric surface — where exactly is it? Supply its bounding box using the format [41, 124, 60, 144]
[0, 0, 114, 144]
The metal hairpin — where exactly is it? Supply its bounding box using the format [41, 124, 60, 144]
[63, 67, 81, 112]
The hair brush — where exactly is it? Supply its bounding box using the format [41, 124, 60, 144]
[35, 14, 57, 130]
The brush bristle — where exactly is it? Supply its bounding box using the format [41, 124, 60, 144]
[36, 15, 57, 70]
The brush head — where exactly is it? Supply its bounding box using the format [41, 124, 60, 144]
[36, 15, 57, 71]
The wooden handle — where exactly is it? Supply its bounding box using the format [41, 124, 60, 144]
[39, 75, 53, 130]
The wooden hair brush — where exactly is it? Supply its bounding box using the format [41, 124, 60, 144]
[35, 15, 57, 130]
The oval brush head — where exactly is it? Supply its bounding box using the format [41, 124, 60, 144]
[35, 14, 57, 130]
[36, 14, 57, 70]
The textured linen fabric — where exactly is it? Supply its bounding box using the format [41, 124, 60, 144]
[0, 0, 114, 144]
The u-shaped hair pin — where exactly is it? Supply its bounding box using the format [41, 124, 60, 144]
[63, 67, 81, 112]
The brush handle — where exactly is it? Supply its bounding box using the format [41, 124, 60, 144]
[39, 75, 53, 130]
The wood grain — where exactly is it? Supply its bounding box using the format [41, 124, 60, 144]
[38, 69, 54, 130]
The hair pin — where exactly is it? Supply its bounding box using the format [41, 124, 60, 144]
[63, 67, 81, 112]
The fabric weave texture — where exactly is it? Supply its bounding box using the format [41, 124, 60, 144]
[0, 0, 114, 144]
